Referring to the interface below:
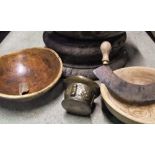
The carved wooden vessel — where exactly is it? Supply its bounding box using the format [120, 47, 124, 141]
[0, 47, 62, 100]
[101, 67, 155, 124]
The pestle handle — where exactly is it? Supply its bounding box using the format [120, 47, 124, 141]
[100, 41, 112, 65]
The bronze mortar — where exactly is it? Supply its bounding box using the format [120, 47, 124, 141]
[62, 76, 100, 116]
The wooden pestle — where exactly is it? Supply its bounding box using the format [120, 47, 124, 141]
[100, 41, 112, 65]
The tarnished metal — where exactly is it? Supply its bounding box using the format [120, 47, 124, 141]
[43, 31, 128, 79]
[62, 76, 100, 116]
[94, 41, 155, 104]
[94, 65, 155, 104]
[54, 31, 126, 40]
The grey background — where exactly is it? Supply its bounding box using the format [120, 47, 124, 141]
[0, 31, 154, 124]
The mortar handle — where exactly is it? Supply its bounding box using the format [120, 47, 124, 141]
[100, 41, 112, 65]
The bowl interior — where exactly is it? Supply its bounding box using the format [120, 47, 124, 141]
[0, 48, 62, 96]
[101, 67, 155, 123]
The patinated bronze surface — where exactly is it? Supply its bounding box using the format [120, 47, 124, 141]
[0, 48, 62, 96]
[62, 76, 100, 116]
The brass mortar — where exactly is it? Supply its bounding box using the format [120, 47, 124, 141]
[62, 76, 100, 116]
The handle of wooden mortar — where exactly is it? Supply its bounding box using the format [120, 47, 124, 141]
[100, 41, 112, 65]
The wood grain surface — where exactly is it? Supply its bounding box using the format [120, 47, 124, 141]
[101, 67, 155, 124]
[0, 48, 62, 96]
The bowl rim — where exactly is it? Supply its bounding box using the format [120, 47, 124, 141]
[0, 47, 63, 100]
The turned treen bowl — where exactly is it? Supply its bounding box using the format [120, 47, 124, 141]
[101, 67, 155, 124]
[0, 47, 63, 101]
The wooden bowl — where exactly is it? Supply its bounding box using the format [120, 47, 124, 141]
[101, 66, 155, 124]
[0, 47, 63, 101]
